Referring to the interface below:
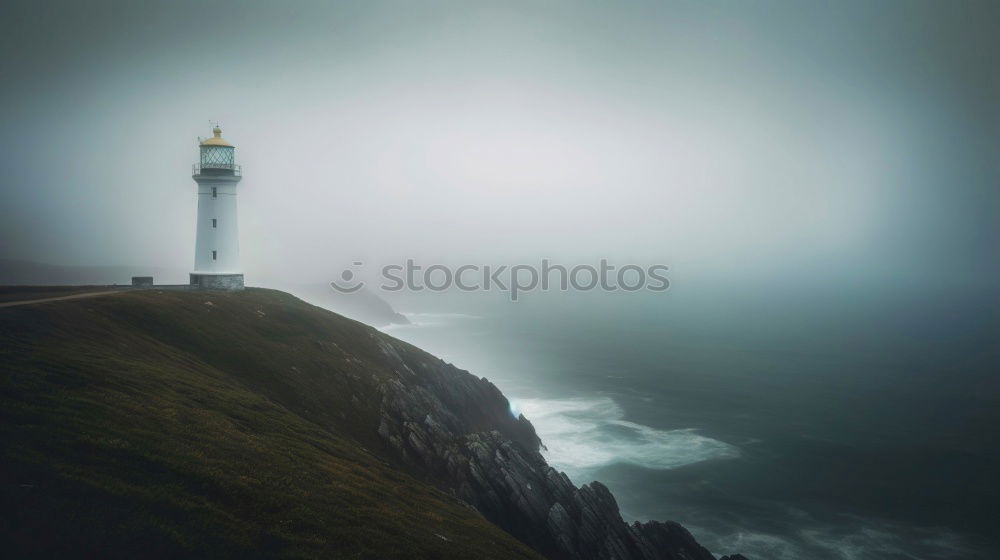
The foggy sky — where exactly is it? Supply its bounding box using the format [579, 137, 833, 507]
[1, 0, 997, 294]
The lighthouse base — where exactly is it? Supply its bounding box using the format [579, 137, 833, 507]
[190, 273, 245, 291]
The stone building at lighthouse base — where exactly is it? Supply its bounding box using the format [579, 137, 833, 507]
[190, 273, 245, 291]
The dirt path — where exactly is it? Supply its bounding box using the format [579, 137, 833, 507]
[0, 290, 125, 308]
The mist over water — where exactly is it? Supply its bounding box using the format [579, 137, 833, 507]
[381, 286, 998, 560]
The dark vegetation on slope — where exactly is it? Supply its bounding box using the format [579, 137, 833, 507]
[0, 288, 744, 560]
[0, 288, 541, 559]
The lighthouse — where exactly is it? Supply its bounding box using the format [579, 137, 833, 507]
[190, 126, 245, 290]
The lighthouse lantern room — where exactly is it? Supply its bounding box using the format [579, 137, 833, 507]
[190, 126, 245, 290]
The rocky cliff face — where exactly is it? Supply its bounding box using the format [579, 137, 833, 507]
[369, 334, 742, 560]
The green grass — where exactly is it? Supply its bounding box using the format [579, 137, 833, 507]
[0, 288, 543, 559]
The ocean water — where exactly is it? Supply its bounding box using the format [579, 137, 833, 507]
[381, 289, 998, 560]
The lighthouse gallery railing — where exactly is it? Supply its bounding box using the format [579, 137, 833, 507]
[192, 163, 242, 176]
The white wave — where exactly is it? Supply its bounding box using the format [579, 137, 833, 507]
[515, 396, 739, 483]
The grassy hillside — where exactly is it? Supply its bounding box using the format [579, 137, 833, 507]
[0, 288, 543, 559]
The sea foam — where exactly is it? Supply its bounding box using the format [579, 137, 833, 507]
[516, 396, 739, 483]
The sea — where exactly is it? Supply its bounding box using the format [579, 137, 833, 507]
[379, 284, 998, 560]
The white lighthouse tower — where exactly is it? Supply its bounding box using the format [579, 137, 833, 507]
[190, 126, 245, 290]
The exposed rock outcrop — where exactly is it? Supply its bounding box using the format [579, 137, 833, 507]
[371, 334, 724, 560]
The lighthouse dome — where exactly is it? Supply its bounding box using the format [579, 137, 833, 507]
[199, 126, 233, 147]
[197, 126, 236, 173]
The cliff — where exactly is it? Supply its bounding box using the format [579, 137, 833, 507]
[0, 288, 744, 559]
[372, 335, 723, 560]
[283, 283, 410, 327]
